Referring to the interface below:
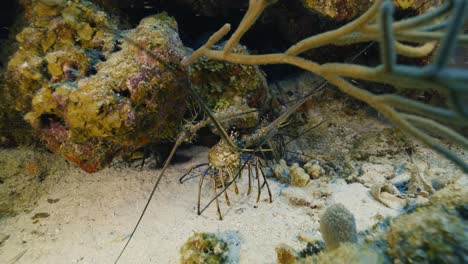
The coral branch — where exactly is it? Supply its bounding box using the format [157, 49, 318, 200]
[286, 0, 383, 56]
[401, 114, 468, 150]
[433, 0, 467, 69]
[395, 41, 436, 58]
[379, 0, 397, 72]
[181, 23, 231, 66]
[183, 0, 468, 172]
[223, 0, 274, 55]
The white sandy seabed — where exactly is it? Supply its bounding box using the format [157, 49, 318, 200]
[0, 144, 406, 264]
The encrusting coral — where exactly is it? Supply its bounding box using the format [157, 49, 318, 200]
[276, 244, 300, 264]
[6, 0, 190, 172]
[4, 0, 268, 172]
[303, 0, 373, 22]
[189, 43, 268, 111]
[272, 160, 325, 187]
[277, 185, 467, 264]
[393, 0, 444, 11]
[383, 185, 468, 263]
[303, 160, 324, 180]
[303, 0, 443, 22]
[180, 232, 229, 264]
[299, 243, 386, 264]
[290, 162, 310, 187]
[276, 239, 384, 264]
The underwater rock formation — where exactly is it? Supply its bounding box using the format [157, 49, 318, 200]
[4, 0, 268, 172]
[301, 243, 385, 264]
[91, 0, 344, 65]
[302, 0, 373, 21]
[272, 160, 327, 187]
[279, 185, 467, 263]
[393, 0, 444, 11]
[6, 0, 189, 172]
[189, 43, 268, 111]
[383, 185, 468, 263]
[180, 232, 229, 264]
[0, 78, 34, 147]
[273, 159, 291, 183]
[276, 244, 300, 264]
[8, 0, 119, 114]
[303, 160, 325, 180]
[276, 241, 384, 264]
[303, 0, 443, 21]
[290, 163, 310, 187]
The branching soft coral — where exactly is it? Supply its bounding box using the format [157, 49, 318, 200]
[182, 0, 468, 172]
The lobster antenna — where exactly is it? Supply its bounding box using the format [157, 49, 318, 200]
[188, 85, 238, 150]
[113, 105, 259, 263]
[113, 132, 186, 264]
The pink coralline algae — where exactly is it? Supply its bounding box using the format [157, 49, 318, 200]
[5, 0, 268, 172]
[6, 0, 189, 172]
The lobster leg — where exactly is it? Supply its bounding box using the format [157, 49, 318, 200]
[247, 163, 253, 196]
[258, 159, 272, 203]
[197, 167, 209, 215]
[228, 168, 240, 195]
[255, 162, 262, 203]
[211, 167, 223, 220]
[219, 168, 231, 206]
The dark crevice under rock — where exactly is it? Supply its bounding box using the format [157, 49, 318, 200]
[92, 0, 348, 80]
[0, 0, 19, 40]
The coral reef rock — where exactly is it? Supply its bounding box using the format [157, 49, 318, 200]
[273, 159, 291, 183]
[393, 0, 444, 11]
[6, 0, 189, 172]
[383, 185, 468, 264]
[303, 159, 325, 180]
[277, 239, 383, 264]
[297, 184, 467, 263]
[370, 182, 407, 210]
[303, 0, 443, 22]
[276, 244, 299, 264]
[302, 0, 373, 22]
[180, 232, 229, 264]
[300, 243, 385, 264]
[290, 163, 310, 187]
[188, 43, 268, 111]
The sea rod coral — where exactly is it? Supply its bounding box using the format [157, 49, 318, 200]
[181, 0, 468, 172]
[112, 0, 467, 261]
